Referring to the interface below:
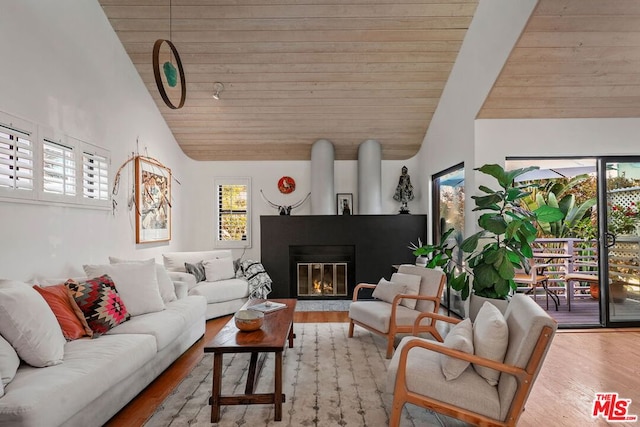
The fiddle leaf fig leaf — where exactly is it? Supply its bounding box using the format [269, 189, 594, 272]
[461, 232, 482, 253]
[473, 193, 502, 209]
[478, 213, 507, 235]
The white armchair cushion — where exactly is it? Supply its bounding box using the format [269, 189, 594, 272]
[390, 272, 421, 309]
[349, 300, 420, 334]
[372, 278, 406, 304]
[472, 301, 509, 385]
[203, 257, 235, 281]
[387, 336, 501, 420]
[440, 318, 474, 380]
[83, 260, 165, 316]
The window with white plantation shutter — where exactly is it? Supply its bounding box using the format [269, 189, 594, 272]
[214, 177, 251, 248]
[0, 123, 34, 196]
[42, 138, 76, 197]
[83, 150, 109, 201]
[0, 109, 110, 209]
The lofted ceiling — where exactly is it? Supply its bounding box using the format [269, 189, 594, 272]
[480, 0, 640, 119]
[98, 0, 478, 161]
[99, 0, 640, 161]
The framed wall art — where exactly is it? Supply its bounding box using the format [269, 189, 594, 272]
[135, 157, 171, 243]
[336, 193, 353, 215]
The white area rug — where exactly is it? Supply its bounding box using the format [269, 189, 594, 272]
[144, 323, 466, 427]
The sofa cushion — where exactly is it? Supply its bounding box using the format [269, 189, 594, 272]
[0, 280, 66, 368]
[33, 284, 93, 340]
[84, 260, 165, 316]
[0, 334, 20, 386]
[372, 278, 406, 304]
[203, 257, 235, 281]
[106, 296, 204, 352]
[441, 318, 474, 381]
[0, 334, 157, 427]
[163, 250, 233, 273]
[390, 272, 422, 309]
[189, 278, 249, 304]
[65, 276, 130, 336]
[185, 261, 206, 282]
[473, 301, 509, 386]
[109, 257, 178, 303]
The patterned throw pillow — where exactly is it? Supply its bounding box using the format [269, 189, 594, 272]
[65, 275, 130, 336]
[185, 261, 206, 282]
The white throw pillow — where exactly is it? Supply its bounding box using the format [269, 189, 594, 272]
[83, 260, 165, 316]
[0, 333, 20, 386]
[372, 278, 407, 304]
[0, 280, 65, 367]
[203, 257, 236, 282]
[0, 375, 4, 397]
[440, 318, 474, 381]
[109, 257, 177, 303]
[390, 272, 422, 310]
[472, 301, 509, 385]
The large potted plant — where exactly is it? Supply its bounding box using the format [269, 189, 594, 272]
[448, 164, 564, 315]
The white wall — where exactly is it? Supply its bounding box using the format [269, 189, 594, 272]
[0, 1, 423, 280]
[183, 158, 420, 262]
[0, 1, 192, 280]
[415, 0, 538, 239]
[476, 119, 640, 163]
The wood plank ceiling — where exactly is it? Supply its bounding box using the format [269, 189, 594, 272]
[98, 0, 478, 161]
[480, 0, 640, 120]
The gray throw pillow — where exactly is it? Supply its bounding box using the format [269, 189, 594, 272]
[185, 261, 206, 282]
[440, 318, 474, 380]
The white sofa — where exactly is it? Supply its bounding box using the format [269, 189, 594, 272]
[0, 264, 207, 427]
[163, 250, 250, 319]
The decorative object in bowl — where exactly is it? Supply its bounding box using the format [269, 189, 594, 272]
[234, 310, 264, 332]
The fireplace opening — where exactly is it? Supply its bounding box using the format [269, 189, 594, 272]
[297, 262, 347, 297]
[289, 245, 355, 299]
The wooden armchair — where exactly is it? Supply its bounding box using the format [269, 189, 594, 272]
[348, 264, 446, 359]
[387, 293, 557, 426]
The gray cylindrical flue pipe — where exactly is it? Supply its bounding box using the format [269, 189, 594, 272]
[310, 139, 335, 215]
[358, 139, 382, 214]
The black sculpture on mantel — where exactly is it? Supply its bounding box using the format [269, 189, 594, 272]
[393, 165, 414, 214]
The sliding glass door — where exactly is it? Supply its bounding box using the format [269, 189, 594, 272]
[432, 163, 465, 317]
[599, 158, 640, 326]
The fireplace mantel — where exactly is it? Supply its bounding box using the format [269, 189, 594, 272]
[260, 215, 427, 298]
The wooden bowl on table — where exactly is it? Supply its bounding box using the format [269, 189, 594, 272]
[234, 309, 264, 332]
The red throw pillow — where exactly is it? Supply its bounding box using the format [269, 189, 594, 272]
[65, 275, 130, 336]
[33, 284, 93, 340]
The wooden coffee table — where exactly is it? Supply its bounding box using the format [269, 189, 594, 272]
[204, 298, 296, 422]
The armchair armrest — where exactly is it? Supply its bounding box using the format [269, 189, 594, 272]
[412, 311, 461, 334]
[352, 283, 376, 301]
[168, 271, 197, 291]
[173, 281, 189, 299]
[398, 337, 527, 380]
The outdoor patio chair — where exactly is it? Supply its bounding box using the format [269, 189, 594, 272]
[348, 264, 446, 359]
[387, 293, 558, 427]
[564, 272, 599, 311]
[513, 265, 558, 310]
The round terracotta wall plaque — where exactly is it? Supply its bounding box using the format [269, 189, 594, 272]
[277, 176, 296, 194]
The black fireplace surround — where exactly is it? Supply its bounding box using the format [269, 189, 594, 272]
[260, 215, 427, 299]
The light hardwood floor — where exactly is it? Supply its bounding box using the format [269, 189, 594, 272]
[106, 312, 640, 427]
